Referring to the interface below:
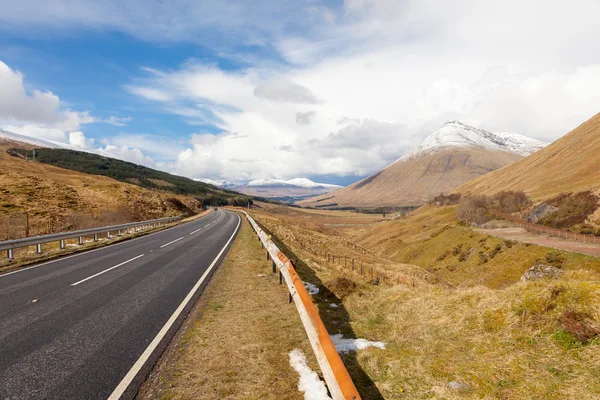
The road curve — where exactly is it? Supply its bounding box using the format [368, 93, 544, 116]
[0, 210, 240, 400]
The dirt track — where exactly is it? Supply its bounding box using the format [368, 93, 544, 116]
[476, 227, 600, 257]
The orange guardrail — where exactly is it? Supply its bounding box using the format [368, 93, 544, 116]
[242, 211, 361, 400]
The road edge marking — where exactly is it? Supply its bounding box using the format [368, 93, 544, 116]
[107, 212, 241, 400]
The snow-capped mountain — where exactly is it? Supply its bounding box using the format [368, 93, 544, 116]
[300, 121, 547, 208]
[236, 178, 341, 202]
[246, 178, 341, 189]
[193, 178, 237, 189]
[403, 121, 547, 161]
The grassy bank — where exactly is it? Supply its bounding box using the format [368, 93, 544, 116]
[250, 205, 600, 399]
[137, 214, 315, 400]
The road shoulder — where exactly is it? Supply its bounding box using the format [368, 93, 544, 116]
[136, 214, 314, 400]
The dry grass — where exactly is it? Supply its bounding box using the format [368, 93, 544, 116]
[0, 142, 203, 239]
[458, 112, 600, 200]
[252, 204, 600, 399]
[137, 215, 314, 400]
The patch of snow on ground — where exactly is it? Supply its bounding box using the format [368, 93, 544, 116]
[330, 333, 386, 353]
[304, 282, 319, 295]
[257, 273, 268, 277]
[289, 349, 332, 400]
[329, 303, 338, 308]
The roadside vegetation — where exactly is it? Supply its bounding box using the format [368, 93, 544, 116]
[250, 202, 600, 399]
[7, 147, 252, 207]
[137, 215, 313, 400]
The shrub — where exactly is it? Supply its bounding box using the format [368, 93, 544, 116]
[493, 190, 530, 213]
[457, 195, 491, 225]
[545, 251, 565, 268]
[541, 191, 599, 229]
[432, 193, 462, 206]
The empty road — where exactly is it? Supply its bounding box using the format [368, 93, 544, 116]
[0, 210, 240, 400]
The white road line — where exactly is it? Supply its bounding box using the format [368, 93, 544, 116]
[204, 224, 211, 227]
[0, 210, 215, 279]
[159, 237, 184, 248]
[71, 254, 145, 286]
[190, 228, 202, 235]
[107, 213, 240, 400]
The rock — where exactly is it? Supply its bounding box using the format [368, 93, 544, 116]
[371, 277, 380, 286]
[448, 381, 468, 391]
[521, 263, 562, 281]
[527, 203, 558, 223]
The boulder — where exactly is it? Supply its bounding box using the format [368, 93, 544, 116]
[520, 263, 562, 281]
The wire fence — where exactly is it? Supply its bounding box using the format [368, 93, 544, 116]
[490, 209, 600, 245]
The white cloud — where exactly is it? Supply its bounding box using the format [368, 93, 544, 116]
[68, 131, 95, 149]
[4, 1, 600, 183]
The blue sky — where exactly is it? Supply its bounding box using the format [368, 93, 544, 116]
[1, 0, 600, 185]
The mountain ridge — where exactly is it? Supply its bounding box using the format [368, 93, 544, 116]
[299, 121, 546, 208]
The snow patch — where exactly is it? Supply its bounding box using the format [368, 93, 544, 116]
[304, 282, 319, 295]
[397, 120, 548, 163]
[330, 333, 386, 353]
[245, 177, 341, 189]
[193, 178, 236, 188]
[329, 303, 338, 308]
[288, 349, 332, 400]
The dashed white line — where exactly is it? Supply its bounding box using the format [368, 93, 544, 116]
[71, 254, 145, 286]
[190, 228, 202, 235]
[107, 213, 241, 400]
[159, 237, 184, 248]
[204, 224, 211, 227]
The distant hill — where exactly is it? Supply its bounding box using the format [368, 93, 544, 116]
[195, 177, 342, 203]
[7, 147, 248, 206]
[299, 121, 547, 208]
[457, 112, 600, 200]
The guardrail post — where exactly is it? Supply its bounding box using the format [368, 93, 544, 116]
[36, 244, 42, 254]
[60, 239, 66, 249]
[279, 270, 283, 285]
[267, 251, 270, 261]
[117, 229, 122, 237]
[107, 231, 111, 239]
[272, 260, 276, 273]
[94, 233, 98, 242]
[78, 236, 84, 245]
[7, 249, 13, 260]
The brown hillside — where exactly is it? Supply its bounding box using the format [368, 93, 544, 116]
[0, 141, 202, 238]
[458, 113, 600, 199]
[299, 147, 521, 208]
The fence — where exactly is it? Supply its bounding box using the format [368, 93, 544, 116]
[490, 209, 599, 245]
[0, 214, 182, 260]
[243, 211, 361, 400]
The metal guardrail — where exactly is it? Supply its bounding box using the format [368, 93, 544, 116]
[1, 215, 182, 259]
[242, 211, 361, 400]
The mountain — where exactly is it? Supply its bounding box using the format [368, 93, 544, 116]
[299, 121, 547, 209]
[0, 129, 90, 152]
[457, 113, 600, 199]
[193, 178, 237, 190]
[234, 178, 342, 202]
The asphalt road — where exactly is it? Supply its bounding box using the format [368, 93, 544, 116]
[0, 209, 241, 400]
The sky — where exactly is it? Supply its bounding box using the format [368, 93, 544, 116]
[1, 0, 600, 185]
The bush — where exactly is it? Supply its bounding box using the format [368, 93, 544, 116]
[456, 195, 491, 225]
[432, 193, 462, 206]
[493, 190, 530, 213]
[545, 251, 565, 268]
[541, 191, 599, 229]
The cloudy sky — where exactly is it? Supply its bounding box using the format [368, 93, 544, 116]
[1, 0, 600, 185]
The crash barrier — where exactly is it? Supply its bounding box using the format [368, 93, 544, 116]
[1, 215, 182, 259]
[243, 211, 361, 400]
